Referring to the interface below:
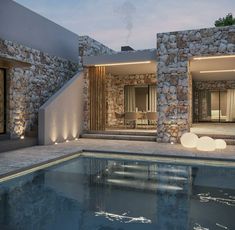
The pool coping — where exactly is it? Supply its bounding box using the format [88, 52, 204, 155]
[0, 151, 82, 183]
[1, 148, 235, 183]
[82, 149, 235, 163]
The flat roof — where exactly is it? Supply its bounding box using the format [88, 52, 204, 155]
[83, 49, 156, 66]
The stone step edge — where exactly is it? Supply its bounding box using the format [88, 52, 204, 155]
[85, 130, 157, 136]
[80, 134, 156, 142]
[197, 134, 235, 140]
[224, 139, 235, 145]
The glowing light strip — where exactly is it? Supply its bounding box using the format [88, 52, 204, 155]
[200, 69, 235, 74]
[193, 55, 235, 60]
[0, 153, 81, 183]
[107, 179, 183, 191]
[94, 61, 152, 67]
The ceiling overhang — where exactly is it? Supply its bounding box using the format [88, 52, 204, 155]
[83, 49, 156, 67]
[190, 55, 235, 81]
[0, 56, 31, 69]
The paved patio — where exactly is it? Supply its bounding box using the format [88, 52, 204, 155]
[0, 138, 235, 178]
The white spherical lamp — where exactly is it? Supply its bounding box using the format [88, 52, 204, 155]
[180, 132, 199, 148]
[196, 136, 216, 151]
[215, 139, 227, 149]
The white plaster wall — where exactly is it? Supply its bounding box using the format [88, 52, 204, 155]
[38, 72, 84, 145]
[0, 0, 79, 61]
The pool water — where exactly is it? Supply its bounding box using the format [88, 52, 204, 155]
[0, 156, 235, 230]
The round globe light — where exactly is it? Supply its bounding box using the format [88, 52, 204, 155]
[180, 132, 199, 148]
[196, 136, 216, 151]
[215, 139, 227, 149]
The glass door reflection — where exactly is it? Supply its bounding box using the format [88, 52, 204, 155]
[197, 90, 233, 122]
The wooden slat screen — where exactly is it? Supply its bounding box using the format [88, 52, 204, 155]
[89, 66, 106, 130]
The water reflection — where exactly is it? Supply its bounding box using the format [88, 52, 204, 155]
[95, 211, 152, 224]
[198, 192, 235, 206]
[0, 157, 234, 230]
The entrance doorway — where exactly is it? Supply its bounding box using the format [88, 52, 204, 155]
[0, 69, 6, 134]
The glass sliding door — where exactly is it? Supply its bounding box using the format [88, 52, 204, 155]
[124, 85, 157, 112]
[197, 89, 234, 123]
[0, 69, 5, 133]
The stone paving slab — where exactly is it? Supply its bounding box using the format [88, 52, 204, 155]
[0, 138, 235, 178]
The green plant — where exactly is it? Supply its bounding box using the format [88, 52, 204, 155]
[214, 13, 235, 27]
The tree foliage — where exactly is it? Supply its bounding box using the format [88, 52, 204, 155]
[215, 13, 235, 27]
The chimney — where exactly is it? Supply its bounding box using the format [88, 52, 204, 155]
[121, 46, 134, 51]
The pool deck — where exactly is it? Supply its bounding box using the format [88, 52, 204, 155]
[0, 138, 235, 178]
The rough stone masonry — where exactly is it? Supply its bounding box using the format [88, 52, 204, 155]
[156, 26, 235, 143]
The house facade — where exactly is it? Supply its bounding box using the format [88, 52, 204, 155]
[82, 26, 235, 143]
[0, 0, 235, 145]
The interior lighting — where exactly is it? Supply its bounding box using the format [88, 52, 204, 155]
[200, 69, 235, 74]
[20, 135, 25, 140]
[94, 61, 151, 67]
[193, 55, 235, 60]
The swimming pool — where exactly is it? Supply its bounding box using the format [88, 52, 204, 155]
[0, 153, 235, 230]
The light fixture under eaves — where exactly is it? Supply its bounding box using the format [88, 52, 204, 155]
[193, 55, 235, 60]
[200, 69, 235, 74]
[94, 61, 151, 67]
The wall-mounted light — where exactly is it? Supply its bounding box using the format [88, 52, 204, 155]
[94, 61, 152, 67]
[193, 55, 235, 60]
[20, 135, 25, 140]
[200, 69, 235, 74]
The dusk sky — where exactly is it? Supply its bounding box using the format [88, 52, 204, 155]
[15, 0, 235, 51]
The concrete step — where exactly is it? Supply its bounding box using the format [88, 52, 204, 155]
[86, 130, 156, 136]
[197, 134, 235, 145]
[81, 133, 156, 142]
[223, 139, 235, 145]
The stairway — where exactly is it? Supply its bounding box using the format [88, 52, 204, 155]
[81, 130, 157, 142]
[93, 162, 190, 193]
[197, 134, 235, 145]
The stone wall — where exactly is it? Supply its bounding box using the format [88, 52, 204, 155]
[156, 26, 235, 143]
[193, 80, 235, 122]
[0, 38, 78, 138]
[78, 36, 115, 68]
[106, 73, 156, 127]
